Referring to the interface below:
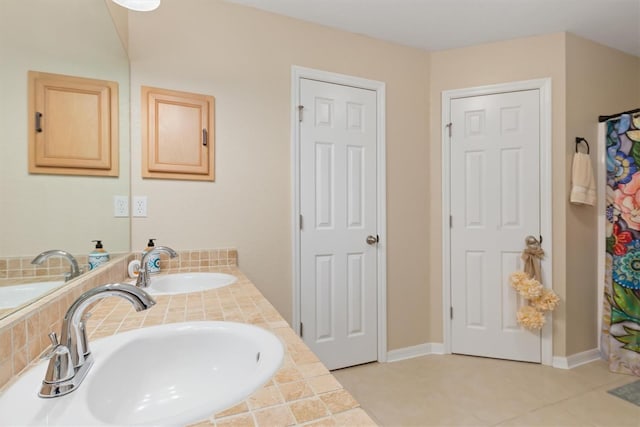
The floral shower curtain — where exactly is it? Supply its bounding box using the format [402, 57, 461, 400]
[602, 113, 640, 376]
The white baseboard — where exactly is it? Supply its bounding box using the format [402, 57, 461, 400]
[386, 343, 445, 362]
[552, 348, 602, 369]
[387, 345, 603, 368]
[387, 345, 602, 369]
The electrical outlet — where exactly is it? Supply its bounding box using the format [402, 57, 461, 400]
[133, 196, 148, 217]
[113, 195, 128, 217]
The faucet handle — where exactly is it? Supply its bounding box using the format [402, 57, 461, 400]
[41, 333, 74, 384]
[63, 267, 84, 282]
[41, 336, 55, 361]
[48, 332, 59, 346]
[41, 333, 60, 359]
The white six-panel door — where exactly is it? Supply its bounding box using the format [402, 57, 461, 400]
[299, 78, 378, 370]
[450, 90, 541, 363]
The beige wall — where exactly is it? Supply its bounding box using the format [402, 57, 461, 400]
[565, 33, 640, 354]
[429, 33, 569, 354]
[104, 0, 129, 53]
[128, 0, 431, 350]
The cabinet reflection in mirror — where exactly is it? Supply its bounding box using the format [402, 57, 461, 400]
[28, 71, 120, 177]
[0, 0, 131, 320]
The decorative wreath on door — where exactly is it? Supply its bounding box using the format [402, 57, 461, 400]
[509, 237, 560, 330]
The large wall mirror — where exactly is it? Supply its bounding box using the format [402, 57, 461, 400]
[0, 0, 130, 319]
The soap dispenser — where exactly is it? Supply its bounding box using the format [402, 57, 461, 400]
[143, 238, 161, 274]
[88, 240, 109, 270]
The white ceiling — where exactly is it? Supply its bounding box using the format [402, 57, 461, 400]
[225, 0, 640, 57]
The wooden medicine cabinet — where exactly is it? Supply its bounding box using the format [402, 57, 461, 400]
[141, 86, 215, 181]
[28, 71, 119, 176]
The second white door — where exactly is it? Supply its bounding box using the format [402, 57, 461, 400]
[450, 89, 542, 363]
[299, 78, 378, 370]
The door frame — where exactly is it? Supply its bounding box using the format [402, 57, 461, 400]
[441, 78, 553, 365]
[596, 123, 606, 350]
[290, 65, 387, 364]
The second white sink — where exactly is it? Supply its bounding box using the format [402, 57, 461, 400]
[146, 272, 237, 295]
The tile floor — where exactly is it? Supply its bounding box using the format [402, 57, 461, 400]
[332, 355, 640, 426]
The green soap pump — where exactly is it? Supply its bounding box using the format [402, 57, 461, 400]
[89, 240, 109, 270]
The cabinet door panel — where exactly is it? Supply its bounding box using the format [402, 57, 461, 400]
[28, 71, 119, 176]
[142, 86, 214, 181]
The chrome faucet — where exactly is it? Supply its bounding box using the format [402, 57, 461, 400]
[31, 249, 82, 282]
[39, 283, 155, 398]
[135, 246, 178, 288]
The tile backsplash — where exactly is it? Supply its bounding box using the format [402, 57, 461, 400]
[0, 248, 237, 390]
[158, 248, 237, 271]
[0, 254, 89, 282]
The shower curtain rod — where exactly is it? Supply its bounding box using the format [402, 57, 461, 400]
[598, 107, 640, 123]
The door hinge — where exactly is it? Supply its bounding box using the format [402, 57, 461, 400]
[449, 215, 452, 228]
[450, 307, 453, 319]
[446, 122, 452, 137]
[300, 214, 303, 230]
[298, 105, 304, 122]
[300, 322, 304, 337]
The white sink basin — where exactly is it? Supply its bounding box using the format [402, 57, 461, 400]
[0, 280, 65, 309]
[0, 321, 284, 426]
[146, 272, 237, 295]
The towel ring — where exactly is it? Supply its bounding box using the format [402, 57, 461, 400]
[575, 137, 590, 154]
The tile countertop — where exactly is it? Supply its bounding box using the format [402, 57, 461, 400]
[85, 266, 378, 427]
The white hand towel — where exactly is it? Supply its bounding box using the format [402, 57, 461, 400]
[570, 152, 596, 206]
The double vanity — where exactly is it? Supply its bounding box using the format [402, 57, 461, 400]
[0, 249, 376, 426]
